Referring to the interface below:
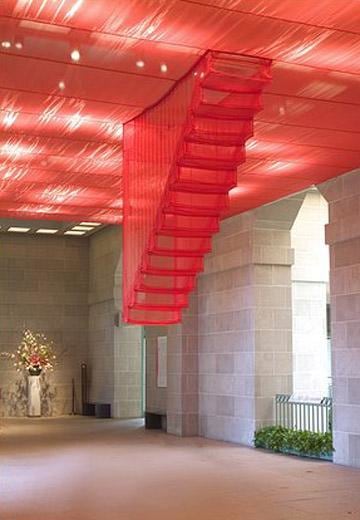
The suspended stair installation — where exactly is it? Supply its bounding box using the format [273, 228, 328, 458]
[123, 51, 271, 325]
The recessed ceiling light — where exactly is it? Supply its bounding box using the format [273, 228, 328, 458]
[136, 60, 145, 68]
[8, 227, 30, 233]
[64, 230, 86, 236]
[58, 81, 65, 90]
[36, 229, 58, 234]
[70, 49, 80, 62]
[1, 41, 11, 49]
[160, 63, 168, 73]
[72, 225, 93, 231]
[15, 41, 23, 49]
[80, 222, 101, 226]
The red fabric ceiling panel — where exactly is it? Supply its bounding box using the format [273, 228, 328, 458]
[0, 0, 359, 233]
[191, 1, 360, 34]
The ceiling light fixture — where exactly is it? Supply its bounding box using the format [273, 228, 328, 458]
[136, 60, 145, 68]
[36, 229, 58, 234]
[1, 41, 11, 49]
[70, 49, 81, 62]
[64, 230, 86, 236]
[15, 41, 23, 49]
[8, 227, 30, 233]
[160, 63, 168, 73]
[58, 81, 65, 90]
[80, 222, 101, 226]
[72, 225, 94, 231]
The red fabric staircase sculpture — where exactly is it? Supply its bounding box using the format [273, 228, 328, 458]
[123, 51, 271, 325]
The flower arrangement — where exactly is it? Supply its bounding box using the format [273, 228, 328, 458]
[11, 329, 56, 375]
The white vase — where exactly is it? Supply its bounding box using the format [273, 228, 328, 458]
[28, 375, 41, 417]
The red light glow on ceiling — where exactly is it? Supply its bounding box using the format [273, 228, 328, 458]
[0, 0, 360, 224]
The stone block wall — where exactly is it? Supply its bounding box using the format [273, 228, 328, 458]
[319, 170, 360, 467]
[0, 234, 89, 416]
[0, 226, 143, 419]
[144, 195, 303, 443]
[167, 295, 199, 436]
[88, 228, 117, 406]
[197, 215, 256, 444]
[196, 198, 300, 444]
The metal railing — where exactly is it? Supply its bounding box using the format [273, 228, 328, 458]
[275, 394, 332, 433]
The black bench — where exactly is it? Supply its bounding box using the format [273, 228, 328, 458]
[145, 412, 166, 430]
[95, 403, 111, 418]
[82, 402, 111, 418]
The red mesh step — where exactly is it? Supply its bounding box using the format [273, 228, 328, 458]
[201, 88, 263, 111]
[194, 102, 261, 120]
[182, 141, 246, 164]
[178, 156, 236, 171]
[123, 51, 271, 324]
[133, 291, 189, 311]
[143, 254, 204, 274]
[126, 307, 181, 325]
[136, 273, 196, 294]
[141, 265, 203, 277]
[188, 117, 254, 145]
[151, 235, 213, 256]
[202, 52, 271, 93]
[165, 191, 229, 214]
[160, 213, 219, 235]
[173, 166, 237, 193]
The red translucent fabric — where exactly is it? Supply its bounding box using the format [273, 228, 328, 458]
[1, 2, 360, 224]
[123, 51, 271, 324]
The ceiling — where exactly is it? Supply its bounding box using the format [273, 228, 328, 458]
[0, 217, 104, 236]
[1, 0, 360, 224]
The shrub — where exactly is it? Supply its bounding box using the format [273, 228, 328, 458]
[254, 426, 334, 457]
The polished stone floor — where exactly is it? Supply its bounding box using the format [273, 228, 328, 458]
[1, 417, 360, 520]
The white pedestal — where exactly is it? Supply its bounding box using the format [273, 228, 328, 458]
[28, 375, 41, 417]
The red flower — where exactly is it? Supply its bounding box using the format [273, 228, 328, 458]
[29, 353, 41, 366]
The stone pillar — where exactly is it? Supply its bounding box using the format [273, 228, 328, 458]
[114, 240, 143, 419]
[197, 195, 304, 444]
[319, 169, 360, 467]
[167, 295, 198, 436]
[88, 227, 143, 418]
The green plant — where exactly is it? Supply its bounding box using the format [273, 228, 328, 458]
[254, 426, 334, 457]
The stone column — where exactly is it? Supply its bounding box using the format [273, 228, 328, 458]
[166, 295, 198, 436]
[319, 169, 360, 467]
[197, 194, 304, 444]
[88, 227, 143, 419]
